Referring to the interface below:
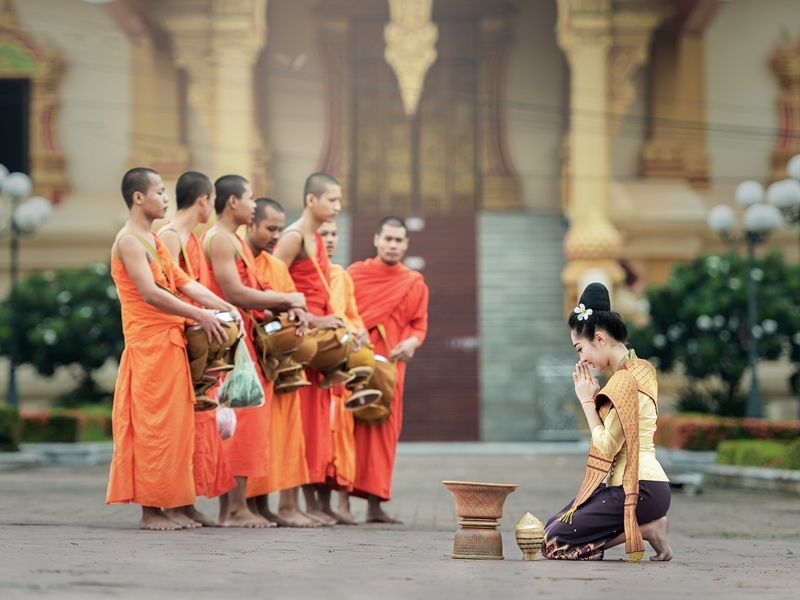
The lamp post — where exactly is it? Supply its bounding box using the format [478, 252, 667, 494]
[708, 181, 782, 418]
[0, 165, 53, 408]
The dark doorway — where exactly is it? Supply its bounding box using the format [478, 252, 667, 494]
[0, 78, 30, 174]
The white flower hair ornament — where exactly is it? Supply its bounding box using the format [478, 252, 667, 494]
[573, 304, 593, 321]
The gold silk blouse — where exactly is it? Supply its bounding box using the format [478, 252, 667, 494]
[590, 390, 669, 486]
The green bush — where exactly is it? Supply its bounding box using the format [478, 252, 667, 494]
[716, 440, 792, 468]
[0, 404, 22, 452]
[0, 264, 122, 406]
[20, 408, 112, 443]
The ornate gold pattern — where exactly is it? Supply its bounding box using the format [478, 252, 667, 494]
[770, 30, 800, 181]
[0, 0, 69, 203]
[384, 0, 438, 118]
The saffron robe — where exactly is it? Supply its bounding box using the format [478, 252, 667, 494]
[201, 230, 272, 479]
[246, 251, 311, 497]
[328, 264, 363, 491]
[106, 235, 196, 508]
[282, 231, 334, 484]
[158, 223, 236, 500]
[348, 258, 429, 501]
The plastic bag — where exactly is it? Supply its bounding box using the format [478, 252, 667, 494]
[219, 346, 265, 409]
[216, 406, 237, 440]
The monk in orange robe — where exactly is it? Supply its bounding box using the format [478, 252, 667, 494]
[273, 172, 347, 527]
[107, 167, 236, 530]
[203, 174, 309, 528]
[348, 216, 429, 523]
[243, 198, 318, 528]
[157, 171, 238, 527]
[318, 219, 369, 525]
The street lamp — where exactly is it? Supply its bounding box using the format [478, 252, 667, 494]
[708, 181, 782, 418]
[770, 156, 800, 418]
[0, 165, 53, 408]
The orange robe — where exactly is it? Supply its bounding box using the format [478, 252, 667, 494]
[282, 231, 333, 484]
[246, 252, 311, 497]
[158, 223, 236, 500]
[328, 264, 363, 491]
[201, 230, 272, 479]
[347, 258, 429, 501]
[106, 235, 196, 508]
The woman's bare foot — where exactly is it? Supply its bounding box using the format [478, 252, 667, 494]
[139, 507, 182, 531]
[641, 517, 673, 561]
[163, 508, 201, 529]
[182, 505, 219, 527]
[278, 506, 321, 528]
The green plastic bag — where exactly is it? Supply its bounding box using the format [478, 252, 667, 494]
[219, 345, 265, 409]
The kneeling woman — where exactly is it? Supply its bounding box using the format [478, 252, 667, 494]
[542, 282, 672, 562]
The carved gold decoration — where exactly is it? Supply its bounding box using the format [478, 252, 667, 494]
[0, 0, 68, 203]
[770, 29, 800, 181]
[384, 0, 438, 118]
[556, 0, 612, 58]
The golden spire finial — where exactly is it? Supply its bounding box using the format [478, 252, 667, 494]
[1, 0, 17, 30]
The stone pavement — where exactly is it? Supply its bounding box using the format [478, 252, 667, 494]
[0, 449, 799, 600]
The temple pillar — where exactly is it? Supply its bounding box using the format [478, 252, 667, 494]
[478, 16, 521, 210]
[557, 0, 624, 308]
[642, 0, 718, 188]
[153, 0, 271, 192]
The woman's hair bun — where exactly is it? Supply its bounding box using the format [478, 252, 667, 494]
[579, 282, 611, 312]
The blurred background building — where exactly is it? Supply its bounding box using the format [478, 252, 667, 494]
[2, 0, 800, 439]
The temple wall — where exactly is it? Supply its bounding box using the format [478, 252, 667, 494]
[705, 0, 800, 184]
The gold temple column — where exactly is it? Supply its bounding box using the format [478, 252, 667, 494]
[154, 0, 271, 191]
[128, 35, 188, 188]
[557, 0, 624, 307]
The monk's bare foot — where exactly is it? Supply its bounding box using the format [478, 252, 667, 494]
[643, 517, 673, 561]
[222, 509, 276, 528]
[163, 508, 201, 529]
[366, 505, 403, 524]
[335, 509, 358, 526]
[139, 508, 182, 531]
[278, 506, 321, 528]
[306, 509, 337, 526]
[182, 505, 219, 527]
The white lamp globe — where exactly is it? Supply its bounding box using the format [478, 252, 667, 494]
[0, 163, 8, 187]
[707, 204, 737, 234]
[1, 172, 33, 199]
[744, 203, 782, 234]
[25, 196, 53, 227]
[788, 154, 800, 180]
[13, 202, 38, 233]
[735, 180, 765, 208]
[767, 179, 800, 209]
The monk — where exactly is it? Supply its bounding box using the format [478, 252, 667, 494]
[273, 172, 345, 526]
[348, 216, 429, 523]
[243, 198, 319, 528]
[157, 171, 238, 528]
[204, 174, 309, 528]
[318, 219, 369, 525]
[107, 167, 235, 530]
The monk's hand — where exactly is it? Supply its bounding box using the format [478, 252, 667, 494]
[229, 308, 246, 339]
[572, 361, 599, 405]
[288, 307, 309, 336]
[310, 314, 345, 331]
[197, 309, 229, 345]
[390, 337, 419, 362]
[287, 292, 307, 311]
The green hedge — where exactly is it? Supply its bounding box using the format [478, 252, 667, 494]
[655, 414, 800, 451]
[20, 408, 112, 443]
[0, 404, 22, 452]
[717, 439, 800, 470]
